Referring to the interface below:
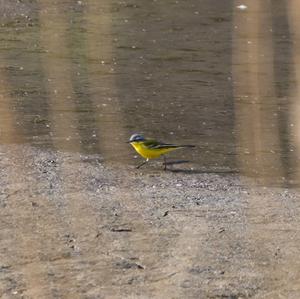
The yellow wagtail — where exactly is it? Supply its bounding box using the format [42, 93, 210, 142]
[128, 133, 195, 170]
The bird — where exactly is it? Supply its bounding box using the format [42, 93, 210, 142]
[128, 133, 195, 170]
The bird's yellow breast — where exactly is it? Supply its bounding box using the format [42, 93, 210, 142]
[130, 142, 178, 159]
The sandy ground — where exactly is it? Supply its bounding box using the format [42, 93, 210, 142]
[0, 144, 300, 299]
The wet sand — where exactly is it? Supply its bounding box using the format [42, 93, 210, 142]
[1, 144, 300, 298]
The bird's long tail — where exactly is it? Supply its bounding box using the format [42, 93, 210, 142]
[179, 144, 195, 148]
[158, 144, 195, 149]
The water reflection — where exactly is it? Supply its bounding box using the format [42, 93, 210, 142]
[39, 1, 79, 152]
[288, 0, 300, 186]
[232, 0, 284, 184]
[232, 0, 299, 186]
[0, 0, 300, 185]
[0, 67, 22, 144]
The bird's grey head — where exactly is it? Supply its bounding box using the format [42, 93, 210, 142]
[129, 134, 145, 143]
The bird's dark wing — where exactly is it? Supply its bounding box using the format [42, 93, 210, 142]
[144, 139, 179, 149]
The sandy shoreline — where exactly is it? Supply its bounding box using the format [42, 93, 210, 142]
[1, 144, 300, 298]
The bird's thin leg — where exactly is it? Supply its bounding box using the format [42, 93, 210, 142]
[136, 159, 149, 169]
[163, 155, 167, 171]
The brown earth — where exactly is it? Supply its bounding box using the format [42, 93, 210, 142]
[1, 144, 300, 298]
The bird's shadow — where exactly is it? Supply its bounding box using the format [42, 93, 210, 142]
[164, 160, 238, 175]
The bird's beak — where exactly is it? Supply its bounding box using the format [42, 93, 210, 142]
[126, 141, 131, 143]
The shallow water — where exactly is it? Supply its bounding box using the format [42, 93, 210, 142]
[0, 0, 299, 186]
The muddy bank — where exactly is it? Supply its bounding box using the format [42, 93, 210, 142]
[0, 144, 300, 298]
